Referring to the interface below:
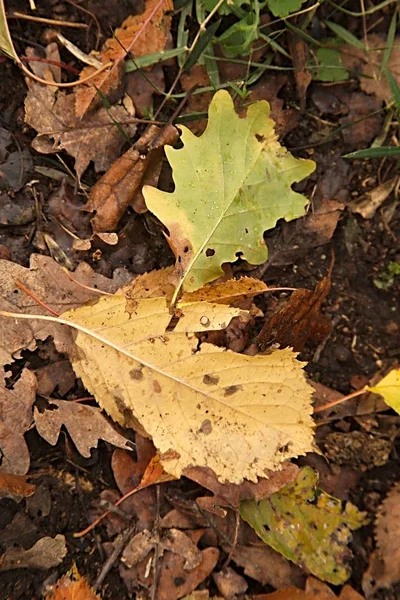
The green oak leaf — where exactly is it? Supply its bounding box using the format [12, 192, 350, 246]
[143, 90, 315, 295]
[240, 466, 368, 585]
[268, 0, 308, 18]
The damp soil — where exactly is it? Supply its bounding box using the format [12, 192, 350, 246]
[0, 0, 399, 599]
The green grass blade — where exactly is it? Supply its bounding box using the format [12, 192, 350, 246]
[381, 9, 397, 71]
[0, 0, 21, 63]
[183, 19, 221, 70]
[383, 67, 400, 110]
[343, 146, 400, 159]
[125, 47, 187, 72]
[325, 21, 365, 49]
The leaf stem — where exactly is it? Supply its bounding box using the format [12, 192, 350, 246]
[313, 387, 367, 413]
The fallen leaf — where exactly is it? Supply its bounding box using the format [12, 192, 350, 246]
[241, 467, 368, 584]
[180, 277, 268, 305]
[126, 64, 165, 118]
[24, 47, 137, 182]
[35, 360, 76, 397]
[143, 90, 315, 293]
[0, 369, 37, 474]
[340, 35, 400, 105]
[256, 275, 332, 352]
[46, 564, 100, 600]
[213, 566, 247, 597]
[61, 290, 315, 483]
[0, 469, 35, 499]
[184, 462, 299, 513]
[288, 35, 312, 111]
[34, 399, 132, 458]
[0, 534, 67, 571]
[74, 0, 173, 118]
[85, 124, 179, 232]
[180, 65, 214, 135]
[257, 577, 364, 599]
[157, 547, 220, 600]
[231, 544, 305, 589]
[363, 484, 400, 595]
[367, 368, 400, 413]
[339, 91, 383, 146]
[349, 177, 398, 219]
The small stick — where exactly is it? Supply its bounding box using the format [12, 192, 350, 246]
[94, 522, 136, 591]
[10, 12, 88, 28]
[313, 388, 367, 413]
[62, 268, 114, 296]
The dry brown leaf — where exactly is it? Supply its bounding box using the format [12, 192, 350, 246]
[0, 369, 36, 475]
[61, 290, 315, 483]
[24, 47, 136, 182]
[256, 275, 331, 352]
[126, 64, 165, 118]
[362, 484, 400, 596]
[180, 277, 268, 306]
[85, 124, 179, 232]
[213, 566, 248, 598]
[34, 399, 132, 458]
[349, 177, 398, 219]
[340, 35, 400, 105]
[288, 35, 312, 112]
[74, 0, 172, 118]
[184, 462, 299, 514]
[0, 534, 66, 571]
[46, 565, 100, 600]
[0, 469, 35, 499]
[180, 65, 213, 135]
[257, 577, 364, 599]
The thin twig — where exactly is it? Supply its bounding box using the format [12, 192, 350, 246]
[313, 388, 367, 413]
[10, 11, 87, 28]
[15, 280, 60, 316]
[94, 522, 136, 591]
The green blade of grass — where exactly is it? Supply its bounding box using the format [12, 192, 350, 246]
[381, 9, 397, 72]
[325, 21, 365, 49]
[183, 19, 221, 70]
[0, 0, 21, 63]
[383, 67, 400, 110]
[125, 47, 187, 72]
[343, 146, 400, 159]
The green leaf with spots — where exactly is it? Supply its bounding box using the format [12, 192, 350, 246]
[143, 90, 315, 296]
[240, 466, 368, 585]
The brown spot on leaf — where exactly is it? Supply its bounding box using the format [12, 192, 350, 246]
[203, 374, 219, 385]
[255, 133, 265, 142]
[130, 368, 143, 381]
[198, 419, 212, 435]
[205, 248, 215, 257]
[153, 380, 162, 393]
[224, 385, 242, 396]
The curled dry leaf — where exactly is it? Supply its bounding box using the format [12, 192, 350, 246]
[0, 534, 67, 571]
[85, 124, 179, 233]
[61, 285, 315, 483]
[256, 274, 332, 352]
[363, 484, 400, 596]
[34, 399, 132, 458]
[143, 90, 315, 293]
[349, 177, 398, 219]
[46, 565, 101, 600]
[24, 47, 136, 182]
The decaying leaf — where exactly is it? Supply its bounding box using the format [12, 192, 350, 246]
[85, 124, 179, 233]
[34, 399, 132, 458]
[0, 369, 37, 475]
[256, 275, 331, 352]
[363, 484, 400, 596]
[0, 534, 67, 571]
[340, 35, 400, 105]
[349, 177, 398, 219]
[143, 90, 315, 293]
[181, 277, 268, 306]
[75, 0, 173, 118]
[46, 565, 101, 600]
[240, 467, 368, 584]
[24, 47, 136, 182]
[367, 368, 400, 414]
[260, 577, 364, 599]
[60, 287, 315, 483]
[0, 469, 35, 499]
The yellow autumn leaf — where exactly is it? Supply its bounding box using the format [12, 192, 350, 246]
[367, 369, 400, 414]
[62, 292, 315, 483]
